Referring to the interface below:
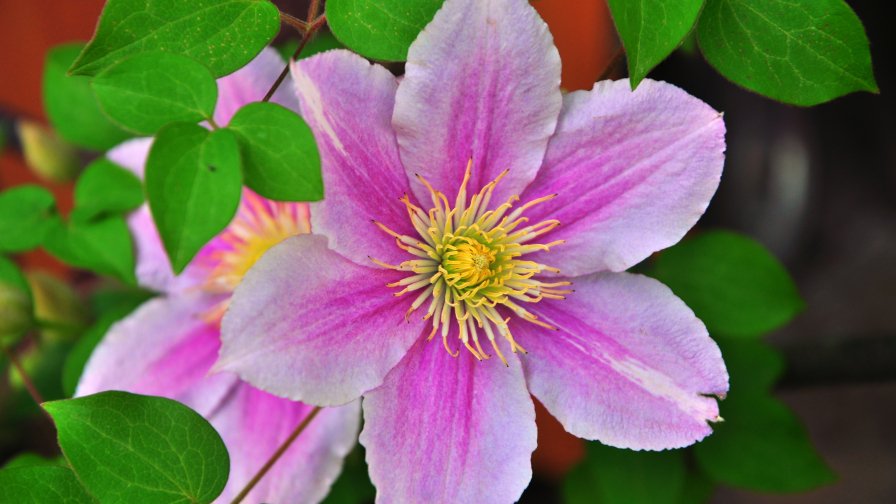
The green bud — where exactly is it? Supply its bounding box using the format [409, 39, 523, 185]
[16, 120, 80, 183]
[0, 279, 33, 346]
[26, 272, 87, 343]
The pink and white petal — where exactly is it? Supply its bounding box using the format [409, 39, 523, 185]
[361, 338, 536, 504]
[517, 272, 729, 450]
[218, 234, 424, 406]
[76, 293, 237, 415]
[125, 205, 208, 294]
[521, 79, 726, 276]
[106, 137, 152, 178]
[215, 47, 300, 125]
[292, 50, 415, 266]
[76, 293, 360, 504]
[126, 206, 176, 293]
[394, 0, 562, 203]
[212, 387, 360, 504]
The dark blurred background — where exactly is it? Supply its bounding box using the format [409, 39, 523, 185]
[1, 1, 892, 502]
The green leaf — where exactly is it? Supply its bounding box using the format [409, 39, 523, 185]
[91, 52, 218, 135]
[649, 230, 803, 339]
[0, 256, 34, 346]
[0, 466, 97, 503]
[44, 391, 229, 504]
[43, 214, 136, 284]
[717, 338, 785, 393]
[564, 443, 686, 504]
[69, 0, 280, 78]
[2, 453, 67, 469]
[607, 0, 704, 87]
[227, 102, 322, 201]
[0, 185, 58, 253]
[694, 393, 834, 492]
[146, 124, 242, 272]
[73, 159, 144, 222]
[694, 339, 834, 492]
[327, 0, 443, 61]
[697, 0, 878, 105]
[678, 469, 715, 504]
[43, 43, 131, 151]
[322, 444, 376, 504]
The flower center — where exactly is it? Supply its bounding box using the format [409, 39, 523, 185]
[199, 192, 311, 294]
[371, 161, 571, 365]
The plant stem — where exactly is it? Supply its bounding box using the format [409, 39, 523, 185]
[2, 345, 44, 406]
[280, 11, 308, 33]
[263, 14, 327, 102]
[229, 406, 323, 504]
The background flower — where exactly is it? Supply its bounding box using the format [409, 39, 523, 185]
[76, 48, 360, 504]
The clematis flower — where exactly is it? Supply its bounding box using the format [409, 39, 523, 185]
[220, 0, 729, 501]
[76, 48, 360, 504]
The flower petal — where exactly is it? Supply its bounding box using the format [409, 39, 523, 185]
[292, 50, 415, 266]
[215, 47, 300, 124]
[394, 0, 562, 202]
[212, 390, 360, 504]
[517, 272, 729, 450]
[76, 294, 360, 504]
[106, 137, 152, 178]
[76, 293, 236, 412]
[218, 234, 424, 406]
[521, 79, 726, 276]
[361, 339, 536, 504]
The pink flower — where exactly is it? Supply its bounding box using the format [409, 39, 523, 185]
[77, 48, 360, 504]
[221, 0, 729, 501]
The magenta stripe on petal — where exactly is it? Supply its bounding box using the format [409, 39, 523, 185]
[212, 387, 360, 504]
[394, 0, 562, 203]
[219, 234, 425, 406]
[361, 335, 536, 504]
[521, 79, 726, 276]
[292, 50, 416, 267]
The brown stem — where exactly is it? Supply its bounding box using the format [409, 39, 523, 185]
[229, 406, 323, 504]
[307, 0, 322, 20]
[3, 345, 45, 406]
[262, 14, 327, 102]
[280, 11, 308, 33]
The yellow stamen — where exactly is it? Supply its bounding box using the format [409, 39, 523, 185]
[373, 161, 567, 362]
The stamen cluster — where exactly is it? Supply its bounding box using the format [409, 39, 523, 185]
[371, 162, 571, 364]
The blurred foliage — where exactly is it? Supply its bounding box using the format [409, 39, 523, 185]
[323, 444, 377, 504]
[0, 186, 58, 254]
[0, 257, 33, 346]
[651, 230, 804, 339]
[44, 43, 131, 151]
